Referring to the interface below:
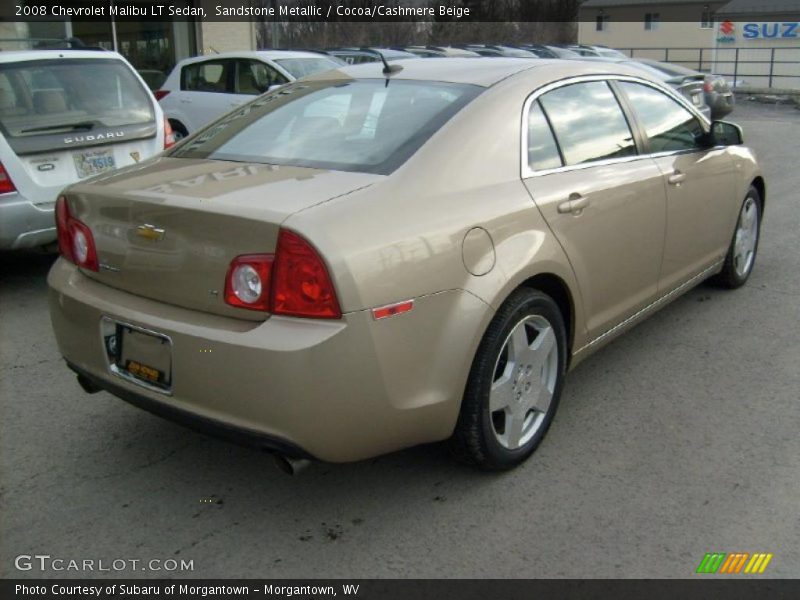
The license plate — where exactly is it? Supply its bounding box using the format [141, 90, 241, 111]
[103, 319, 172, 392]
[74, 148, 116, 179]
[692, 94, 703, 106]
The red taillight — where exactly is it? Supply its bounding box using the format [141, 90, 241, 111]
[703, 81, 714, 93]
[163, 118, 175, 149]
[224, 254, 274, 311]
[55, 195, 98, 271]
[272, 230, 341, 319]
[154, 89, 170, 101]
[223, 229, 341, 319]
[0, 161, 16, 194]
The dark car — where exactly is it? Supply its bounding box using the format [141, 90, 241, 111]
[400, 46, 481, 58]
[635, 58, 734, 119]
[324, 48, 416, 65]
[457, 45, 539, 58]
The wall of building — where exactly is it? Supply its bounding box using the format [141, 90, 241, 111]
[578, 3, 727, 48]
[578, 4, 800, 89]
[195, 21, 256, 54]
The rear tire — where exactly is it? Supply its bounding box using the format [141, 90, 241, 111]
[450, 288, 567, 470]
[712, 185, 761, 289]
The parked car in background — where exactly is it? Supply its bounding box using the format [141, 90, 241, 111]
[137, 69, 167, 91]
[324, 48, 416, 65]
[573, 56, 713, 119]
[635, 58, 734, 119]
[156, 51, 344, 139]
[457, 45, 539, 58]
[49, 58, 763, 471]
[533, 45, 583, 58]
[401, 46, 481, 58]
[565, 44, 628, 59]
[0, 49, 172, 250]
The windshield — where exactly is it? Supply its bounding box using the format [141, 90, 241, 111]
[273, 57, 344, 79]
[171, 79, 481, 175]
[0, 58, 154, 139]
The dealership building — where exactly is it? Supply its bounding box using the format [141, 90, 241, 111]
[0, 1, 255, 85]
[578, 0, 800, 88]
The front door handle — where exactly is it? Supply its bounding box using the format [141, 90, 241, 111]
[557, 193, 590, 215]
[668, 170, 687, 186]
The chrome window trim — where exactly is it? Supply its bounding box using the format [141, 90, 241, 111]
[521, 74, 711, 179]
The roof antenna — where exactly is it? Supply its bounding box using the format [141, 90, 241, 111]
[377, 51, 403, 76]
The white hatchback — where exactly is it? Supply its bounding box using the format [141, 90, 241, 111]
[0, 49, 172, 250]
[156, 50, 344, 139]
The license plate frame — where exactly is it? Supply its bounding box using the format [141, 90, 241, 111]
[74, 148, 116, 179]
[101, 318, 173, 394]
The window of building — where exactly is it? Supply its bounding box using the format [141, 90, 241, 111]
[618, 82, 705, 154]
[526, 100, 563, 171]
[596, 14, 610, 31]
[644, 13, 660, 31]
[538, 81, 637, 166]
[701, 6, 714, 29]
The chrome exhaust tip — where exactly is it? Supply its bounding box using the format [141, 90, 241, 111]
[273, 453, 311, 475]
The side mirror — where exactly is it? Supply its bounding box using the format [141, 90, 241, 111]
[711, 120, 744, 146]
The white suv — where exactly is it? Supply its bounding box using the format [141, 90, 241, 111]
[0, 49, 172, 250]
[156, 51, 344, 139]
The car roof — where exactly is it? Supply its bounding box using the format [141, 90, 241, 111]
[174, 50, 331, 65]
[305, 57, 662, 88]
[0, 49, 126, 63]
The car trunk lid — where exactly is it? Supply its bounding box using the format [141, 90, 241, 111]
[66, 157, 381, 320]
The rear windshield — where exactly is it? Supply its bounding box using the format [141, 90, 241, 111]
[273, 57, 344, 79]
[170, 79, 482, 175]
[0, 58, 154, 140]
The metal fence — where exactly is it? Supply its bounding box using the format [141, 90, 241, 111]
[621, 47, 800, 90]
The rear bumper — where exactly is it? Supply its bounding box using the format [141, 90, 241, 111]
[48, 258, 491, 462]
[67, 361, 312, 458]
[0, 192, 56, 249]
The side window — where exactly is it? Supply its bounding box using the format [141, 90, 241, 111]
[539, 81, 637, 166]
[618, 82, 705, 153]
[527, 100, 562, 171]
[235, 60, 287, 95]
[182, 60, 231, 93]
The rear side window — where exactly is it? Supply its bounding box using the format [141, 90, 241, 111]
[527, 100, 562, 171]
[539, 81, 637, 166]
[618, 82, 705, 153]
[235, 60, 287, 95]
[171, 79, 482, 175]
[182, 60, 231, 93]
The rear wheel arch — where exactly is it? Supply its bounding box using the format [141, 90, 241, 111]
[751, 176, 766, 214]
[516, 273, 575, 365]
[168, 119, 189, 140]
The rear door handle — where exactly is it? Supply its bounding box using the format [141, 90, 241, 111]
[557, 193, 590, 215]
[668, 170, 687, 186]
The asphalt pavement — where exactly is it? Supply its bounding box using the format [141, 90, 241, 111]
[1, 100, 798, 579]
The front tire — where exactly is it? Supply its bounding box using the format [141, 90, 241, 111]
[450, 288, 567, 470]
[713, 186, 761, 289]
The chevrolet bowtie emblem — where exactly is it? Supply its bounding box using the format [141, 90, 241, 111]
[135, 224, 165, 241]
[130, 151, 140, 162]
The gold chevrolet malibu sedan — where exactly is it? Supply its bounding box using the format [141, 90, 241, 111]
[48, 58, 764, 470]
